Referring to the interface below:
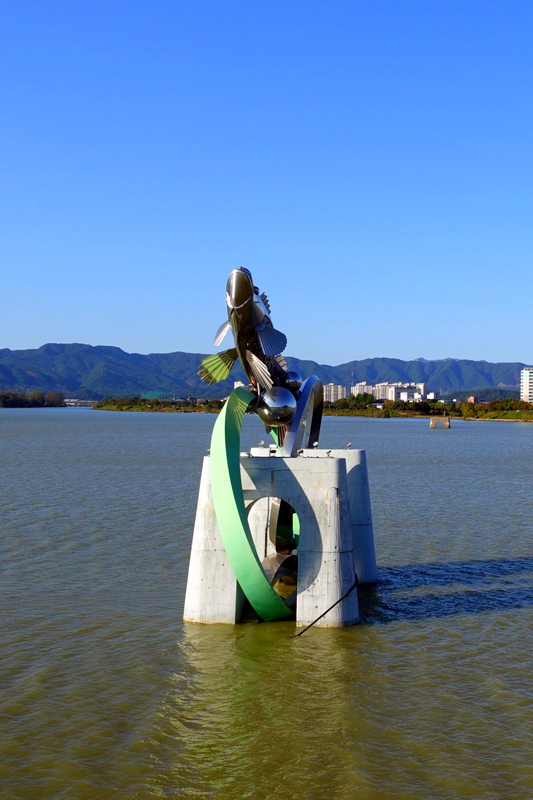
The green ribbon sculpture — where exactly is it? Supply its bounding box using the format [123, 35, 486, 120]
[210, 386, 294, 621]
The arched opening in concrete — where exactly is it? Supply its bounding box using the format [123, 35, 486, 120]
[246, 496, 300, 607]
[430, 416, 451, 428]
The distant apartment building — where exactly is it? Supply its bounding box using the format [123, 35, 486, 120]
[387, 383, 426, 401]
[520, 368, 533, 403]
[372, 382, 426, 401]
[399, 389, 421, 402]
[351, 383, 374, 397]
[350, 381, 437, 402]
[323, 383, 347, 402]
[373, 382, 390, 400]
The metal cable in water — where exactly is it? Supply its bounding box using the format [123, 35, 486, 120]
[294, 571, 359, 636]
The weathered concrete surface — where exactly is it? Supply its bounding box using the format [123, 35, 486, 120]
[183, 457, 245, 624]
[184, 449, 377, 627]
[430, 416, 451, 428]
[332, 449, 377, 584]
[241, 454, 359, 627]
[248, 448, 377, 584]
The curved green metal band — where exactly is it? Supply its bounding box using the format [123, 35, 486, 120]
[210, 387, 294, 621]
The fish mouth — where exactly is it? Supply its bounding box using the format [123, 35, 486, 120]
[226, 268, 254, 311]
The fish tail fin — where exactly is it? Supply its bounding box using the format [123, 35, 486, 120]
[198, 348, 238, 384]
[266, 423, 288, 446]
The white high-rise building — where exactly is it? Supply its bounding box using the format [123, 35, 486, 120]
[351, 383, 373, 396]
[520, 368, 533, 402]
[323, 383, 347, 402]
[373, 383, 390, 400]
[349, 381, 432, 401]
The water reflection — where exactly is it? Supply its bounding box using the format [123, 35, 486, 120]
[153, 623, 368, 798]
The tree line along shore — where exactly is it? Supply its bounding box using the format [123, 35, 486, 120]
[0, 390, 65, 408]
[323, 393, 533, 421]
[93, 397, 224, 412]
[93, 393, 533, 422]
[2, 391, 533, 422]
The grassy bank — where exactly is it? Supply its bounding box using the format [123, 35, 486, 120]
[323, 408, 533, 422]
[93, 395, 533, 423]
[323, 395, 533, 422]
[93, 397, 223, 413]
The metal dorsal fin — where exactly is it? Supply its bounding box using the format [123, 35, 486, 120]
[259, 292, 271, 313]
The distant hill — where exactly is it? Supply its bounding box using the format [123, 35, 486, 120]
[0, 343, 525, 399]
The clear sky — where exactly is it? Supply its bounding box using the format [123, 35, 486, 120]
[1, 1, 532, 365]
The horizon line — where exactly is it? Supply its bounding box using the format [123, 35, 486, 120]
[0, 342, 530, 367]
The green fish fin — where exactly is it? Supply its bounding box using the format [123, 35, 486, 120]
[198, 348, 238, 384]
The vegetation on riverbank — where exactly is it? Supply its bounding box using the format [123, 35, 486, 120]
[324, 393, 533, 421]
[91, 392, 533, 422]
[0, 390, 65, 408]
[93, 397, 224, 412]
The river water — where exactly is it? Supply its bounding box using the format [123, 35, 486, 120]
[1, 408, 532, 800]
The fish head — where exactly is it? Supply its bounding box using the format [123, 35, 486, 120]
[226, 267, 254, 321]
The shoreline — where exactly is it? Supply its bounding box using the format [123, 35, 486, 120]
[323, 410, 533, 423]
[90, 406, 533, 423]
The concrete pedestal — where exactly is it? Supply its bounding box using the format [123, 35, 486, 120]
[183, 449, 376, 628]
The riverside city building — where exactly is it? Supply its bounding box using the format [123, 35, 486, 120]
[323, 383, 347, 402]
[520, 368, 533, 403]
[351, 382, 437, 401]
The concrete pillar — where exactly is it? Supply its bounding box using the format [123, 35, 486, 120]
[246, 496, 278, 562]
[329, 449, 377, 584]
[184, 450, 377, 627]
[430, 416, 450, 428]
[242, 453, 359, 627]
[183, 457, 245, 624]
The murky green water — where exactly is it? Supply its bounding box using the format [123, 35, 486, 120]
[1, 409, 532, 799]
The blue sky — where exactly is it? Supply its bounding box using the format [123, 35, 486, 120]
[1, 1, 532, 365]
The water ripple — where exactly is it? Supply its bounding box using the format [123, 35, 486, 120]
[1, 410, 533, 799]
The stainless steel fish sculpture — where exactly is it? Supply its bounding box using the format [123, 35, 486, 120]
[198, 267, 323, 448]
[198, 267, 306, 428]
[199, 267, 284, 387]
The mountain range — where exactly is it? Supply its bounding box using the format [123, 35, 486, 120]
[0, 343, 526, 400]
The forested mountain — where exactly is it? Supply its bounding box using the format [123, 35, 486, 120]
[0, 343, 525, 399]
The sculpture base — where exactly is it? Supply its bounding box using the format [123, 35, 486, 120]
[183, 449, 376, 628]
